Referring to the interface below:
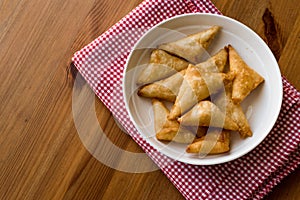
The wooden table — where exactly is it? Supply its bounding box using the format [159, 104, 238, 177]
[1, 0, 299, 199]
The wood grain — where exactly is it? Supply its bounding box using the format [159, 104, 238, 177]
[0, 0, 299, 199]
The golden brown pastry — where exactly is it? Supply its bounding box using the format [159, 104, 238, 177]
[214, 81, 252, 138]
[137, 69, 186, 102]
[195, 47, 228, 73]
[228, 45, 264, 104]
[168, 64, 234, 120]
[186, 129, 230, 154]
[137, 49, 189, 84]
[158, 26, 221, 64]
[152, 99, 195, 143]
[178, 100, 239, 131]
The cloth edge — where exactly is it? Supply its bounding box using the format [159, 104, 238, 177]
[253, 148, 300, 200]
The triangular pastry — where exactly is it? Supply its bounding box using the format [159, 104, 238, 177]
[168, 64, 233, 120]
[195, 47, 228, 73]
[228, 45, 264, 103]
[186, 129, 230, 154]
[214, 81, 252, 138]
[178, 100, 239, 131]
[137, 49, 189, 84]
[152, 99, 195, 143]
[137, 69, 186, 102]
[158, 26, 221, 64]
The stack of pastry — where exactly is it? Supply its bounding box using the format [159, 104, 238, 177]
[137, 26, 264, 155]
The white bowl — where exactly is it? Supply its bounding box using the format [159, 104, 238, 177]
[123, 13, 282, 165]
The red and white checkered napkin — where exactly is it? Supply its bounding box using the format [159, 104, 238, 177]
[72, 0, 300, 199]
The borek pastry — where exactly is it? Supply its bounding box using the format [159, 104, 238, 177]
[186, 129, 230, 154]
[178, 100, 239, 131]
[228, 45, 264, 104]
[137, 69, 186, 102]
[158, 26, 221, 64]
[137, 49, 189, 84]
[152, 99, 196, 143]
